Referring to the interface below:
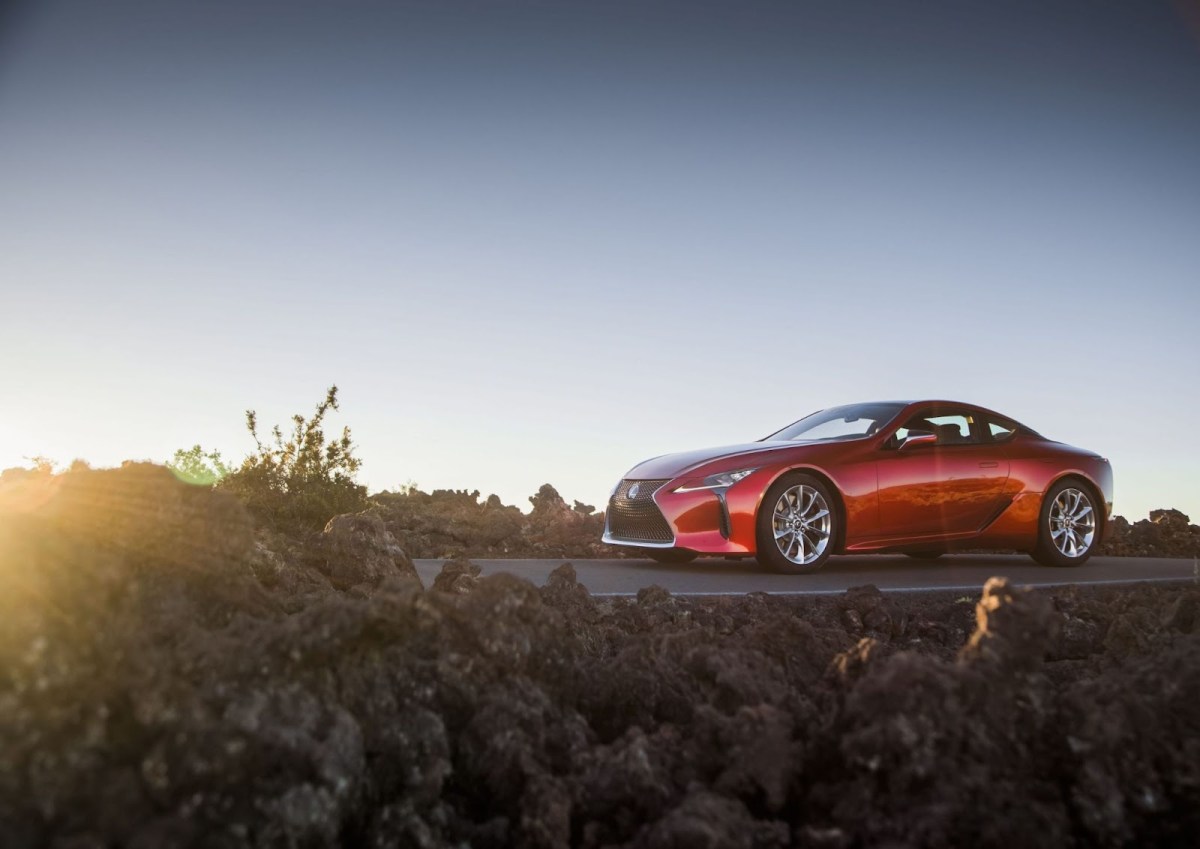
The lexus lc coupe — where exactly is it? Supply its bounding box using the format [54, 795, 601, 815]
[603, 401, 1113, 573]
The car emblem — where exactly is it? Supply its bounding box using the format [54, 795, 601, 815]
[627, 483, 640, 499]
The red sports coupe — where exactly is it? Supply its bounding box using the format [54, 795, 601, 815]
[603, 401, 1113, 572]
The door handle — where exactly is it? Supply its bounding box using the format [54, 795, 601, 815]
[979, 461, 999, 468]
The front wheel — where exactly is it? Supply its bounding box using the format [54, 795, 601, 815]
[755, 473, 838, 573]
[1031, 479, 1098, 567]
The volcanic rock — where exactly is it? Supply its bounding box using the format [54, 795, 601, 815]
[431, 557, 482, 594]
[317, 510, 421, 592]
[3, 465, 1200, 847]
[959, 576, 1060, 673]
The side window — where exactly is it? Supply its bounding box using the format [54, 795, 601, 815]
[987, 419, 1017, 442]
[925, 414, 976, 444]
[894, 411, 981, 446]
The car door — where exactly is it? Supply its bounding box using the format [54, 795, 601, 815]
[875, 409, 1011, 538]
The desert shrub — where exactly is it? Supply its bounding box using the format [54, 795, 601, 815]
[167, 445, 231, 486]
[26, 456, 56, 474]
[219, 385, 366, 533]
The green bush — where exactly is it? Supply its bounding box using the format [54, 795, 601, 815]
[167, 445, 231, 486]
[219, 385, 366, 533]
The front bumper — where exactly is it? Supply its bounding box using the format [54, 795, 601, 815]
[602, 478, 755, 554]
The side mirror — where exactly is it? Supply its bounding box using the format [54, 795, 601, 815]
[899, 431, 937, 451]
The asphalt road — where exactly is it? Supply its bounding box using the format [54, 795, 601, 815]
[413, 554, 1199, 596]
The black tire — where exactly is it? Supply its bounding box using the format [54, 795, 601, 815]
[755, 472, 838, 573]
[648, 548, 698, 564]
[1030, 478, 1099, 567]
[904, 551, 944, 560]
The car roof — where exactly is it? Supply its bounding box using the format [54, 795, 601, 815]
[837, 400, 1003, 412]
[903, 399, 1002, 414]
[825, 400, 1008, 415]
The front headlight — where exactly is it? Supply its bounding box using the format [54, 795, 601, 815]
[673, 468, 757, 493]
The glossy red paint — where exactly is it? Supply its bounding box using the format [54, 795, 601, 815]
[603, 400, 1113, 566]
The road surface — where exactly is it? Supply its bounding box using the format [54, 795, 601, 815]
[413, 554, 1198, 596]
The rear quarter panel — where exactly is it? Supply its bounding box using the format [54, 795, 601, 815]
[978, 436, 1113, 548]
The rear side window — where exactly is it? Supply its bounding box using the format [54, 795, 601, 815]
[987, 419, 1017, 441]
[924, 414, 975, 443]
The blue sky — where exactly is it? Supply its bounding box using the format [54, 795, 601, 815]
[2, 0, 1198, 520]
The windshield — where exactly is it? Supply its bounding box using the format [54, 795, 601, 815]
[765, 403, 905, 442]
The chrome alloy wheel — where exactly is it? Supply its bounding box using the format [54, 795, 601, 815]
[772, 485, 832, 565]
[1049, 487, 1095, 558]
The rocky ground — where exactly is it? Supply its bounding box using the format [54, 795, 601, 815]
[1097, 508, 1200, 558]
[1, 465, 1199, 848]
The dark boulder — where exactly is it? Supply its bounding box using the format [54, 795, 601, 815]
[840, 584, 907, 639]
[431, 557, 482, 594]
[317, 510, 421, 592]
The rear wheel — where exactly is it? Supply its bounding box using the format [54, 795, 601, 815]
[1031, 479, 1098, 567]
[648, 548, 697, 564]
[755, 473, 837, 573]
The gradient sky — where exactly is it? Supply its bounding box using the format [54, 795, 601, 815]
[2, 0, 1198, 521]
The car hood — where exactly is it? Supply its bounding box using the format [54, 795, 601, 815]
[625, 441, 804, 480]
